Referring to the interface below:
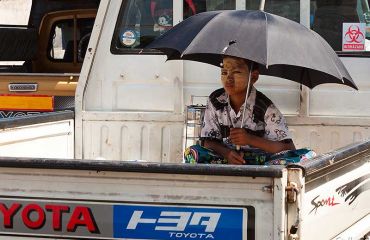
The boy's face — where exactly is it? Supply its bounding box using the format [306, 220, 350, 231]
[221, 57, 257, 96]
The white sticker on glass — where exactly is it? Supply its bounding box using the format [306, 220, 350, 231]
[342, 23, 366, 51]
[121, 30, 138, 47]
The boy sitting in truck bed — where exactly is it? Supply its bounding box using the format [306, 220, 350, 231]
[196, 56, 296, 165]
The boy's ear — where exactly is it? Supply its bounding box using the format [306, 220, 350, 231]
[251, 69, 259, 83]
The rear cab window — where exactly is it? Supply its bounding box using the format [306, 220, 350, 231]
[49, 17, 95, 63]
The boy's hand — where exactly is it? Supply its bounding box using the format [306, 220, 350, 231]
[230, 128, 250, 146]
[225, 150, 245, 165]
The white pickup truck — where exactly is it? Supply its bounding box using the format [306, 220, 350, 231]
[0, 0, 370, 239]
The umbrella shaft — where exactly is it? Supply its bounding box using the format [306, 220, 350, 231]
[259, 0, 265, 11]
[241, 63, 253, 128]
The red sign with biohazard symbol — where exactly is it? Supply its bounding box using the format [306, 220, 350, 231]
[342, 23, 366, 51]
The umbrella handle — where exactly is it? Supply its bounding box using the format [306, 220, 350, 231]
[237, 62, 253, 154]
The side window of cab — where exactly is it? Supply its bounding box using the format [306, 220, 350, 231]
[111, 0, 242, 54]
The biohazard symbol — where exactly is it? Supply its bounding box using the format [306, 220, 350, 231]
[344, 25, 365, 43]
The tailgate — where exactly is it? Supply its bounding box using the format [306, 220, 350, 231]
[0, 161, 287, 239]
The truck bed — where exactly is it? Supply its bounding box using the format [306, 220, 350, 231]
[0, 133, 368, 239]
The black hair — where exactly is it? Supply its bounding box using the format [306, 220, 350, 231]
[243, 59, 259, 72]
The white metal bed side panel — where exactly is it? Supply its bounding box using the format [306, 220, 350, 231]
[273, 169, 288, 240]
[301, 161, 370, 240]
[332, 214, 370, 240]
[83, 119, 183, 162]
[0, 120, 74, 159]
[287, 124, 370, 154]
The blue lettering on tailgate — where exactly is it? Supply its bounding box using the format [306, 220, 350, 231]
[113, 205, 244, 239]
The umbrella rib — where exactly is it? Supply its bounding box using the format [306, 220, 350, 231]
[309, 30, 345, 84]
[263, 11, 269, 68]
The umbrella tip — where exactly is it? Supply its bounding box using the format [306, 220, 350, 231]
[221, 40, 237, 54]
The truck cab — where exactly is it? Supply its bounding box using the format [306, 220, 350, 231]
[76, 0, 370, 159]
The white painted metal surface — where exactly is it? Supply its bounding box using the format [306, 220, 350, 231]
[286, 168, 304, 239]
[0, 0, 31, 25]
[273, 169, 288, 240]
[0, 166, 282, 239]
[76, 0, 184, 161]
[81, 112, 183, 162]
[287, 122, 370, 154]
[333, 214, 370, 240]
[301, 161, 370, 239]
[0, 120, 74, 158]
[310, 58, 370, 117]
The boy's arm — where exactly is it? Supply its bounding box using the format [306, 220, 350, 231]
[203, 139, 245, 165]
[229, 129, 295, 153]
[241, 102, 295, 153]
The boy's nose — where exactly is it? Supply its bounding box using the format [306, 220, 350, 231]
[227, 74, 234, 80]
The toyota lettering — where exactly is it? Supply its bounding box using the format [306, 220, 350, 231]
[113, 205, 247, 239]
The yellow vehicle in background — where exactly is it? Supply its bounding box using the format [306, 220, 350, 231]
[0, 0, 98, 118]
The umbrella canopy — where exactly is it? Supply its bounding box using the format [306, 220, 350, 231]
[147, 10, 358, 90]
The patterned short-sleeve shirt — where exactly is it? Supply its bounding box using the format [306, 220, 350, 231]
[200, 87, 292, 149]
